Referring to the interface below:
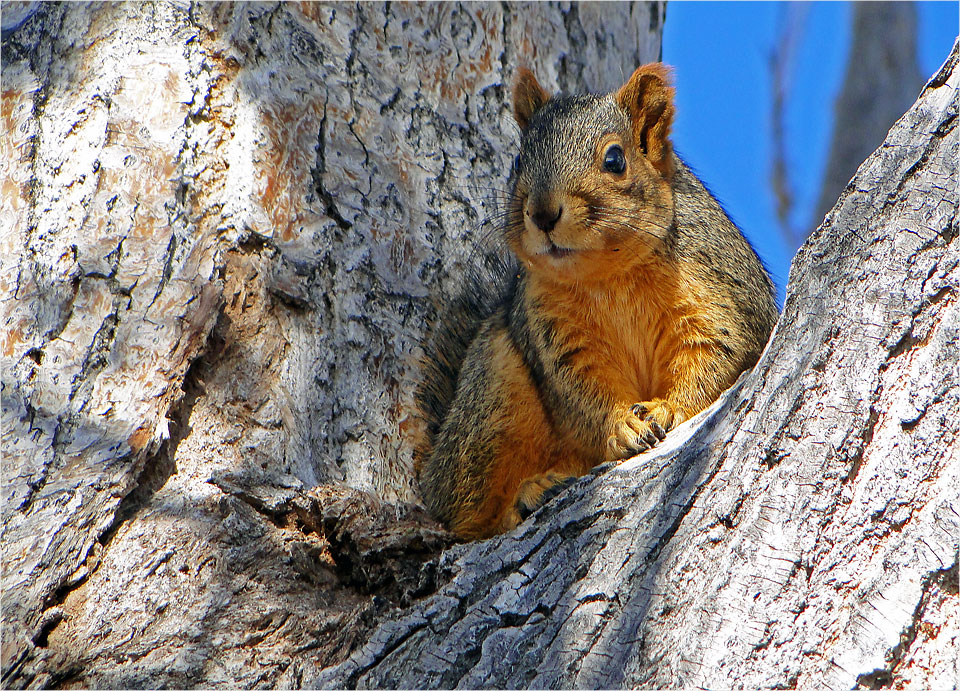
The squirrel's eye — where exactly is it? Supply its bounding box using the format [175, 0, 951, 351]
[513, 154, 522, 172]
[602, 145, 626, 175]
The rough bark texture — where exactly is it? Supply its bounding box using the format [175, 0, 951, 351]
[314, 43, 960, 689]
[1, 2, 663, 688]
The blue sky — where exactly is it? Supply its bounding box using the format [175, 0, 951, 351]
[664, 1, 959, 303]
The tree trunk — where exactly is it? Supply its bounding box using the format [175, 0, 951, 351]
[813, 2, 924, 228]
[1, 2, 663, 688]
[4, 4, 956, 690]
[313, 42, 960, 689]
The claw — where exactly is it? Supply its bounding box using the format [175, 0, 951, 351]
[517, 499, 536, 521]
[539, 475, 577, 505]
[649, 419, 667, 440]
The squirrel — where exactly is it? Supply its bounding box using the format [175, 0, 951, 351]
[413, 63, 779, 540]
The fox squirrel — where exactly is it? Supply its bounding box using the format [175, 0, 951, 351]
[414, 63, 778, 540]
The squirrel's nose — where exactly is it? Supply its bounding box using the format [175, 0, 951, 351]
[528, 203, 563, 233]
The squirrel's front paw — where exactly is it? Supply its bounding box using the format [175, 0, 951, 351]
[605, 400, 674, 461]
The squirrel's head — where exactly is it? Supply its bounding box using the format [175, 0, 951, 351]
[506, 64, 677, 283]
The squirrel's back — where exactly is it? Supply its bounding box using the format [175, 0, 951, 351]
[670, 158, 778, 369]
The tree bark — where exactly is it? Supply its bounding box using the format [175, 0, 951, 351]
[1, 2, 663, 688]
[3, 4, 956, 690]
[314, 42, 960, 689]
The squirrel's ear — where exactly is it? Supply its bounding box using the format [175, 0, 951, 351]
[513, 68, 550, 130]
[615, 63, 675, 176]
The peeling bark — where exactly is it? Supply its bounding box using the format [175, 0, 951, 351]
[1, 2, 662, 687]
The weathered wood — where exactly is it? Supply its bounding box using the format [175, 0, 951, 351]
[1, 2, 663, 687]
[313, 42, 960, 689]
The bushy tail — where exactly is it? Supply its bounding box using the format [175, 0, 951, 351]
[413, 252, 517, 473]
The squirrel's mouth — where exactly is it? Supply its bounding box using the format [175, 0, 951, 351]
[545, 242, 574, 259]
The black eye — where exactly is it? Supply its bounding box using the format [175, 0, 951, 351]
[513, 154, 522, 172]
[602, 145, 626, 175]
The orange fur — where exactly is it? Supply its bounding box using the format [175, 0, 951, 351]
[416, 62, 777, 540]
[525, 260, 725, 441]
[449, 329, 572, 539]
[452, 258, 731, 538]
[615, 63, 676, 176]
